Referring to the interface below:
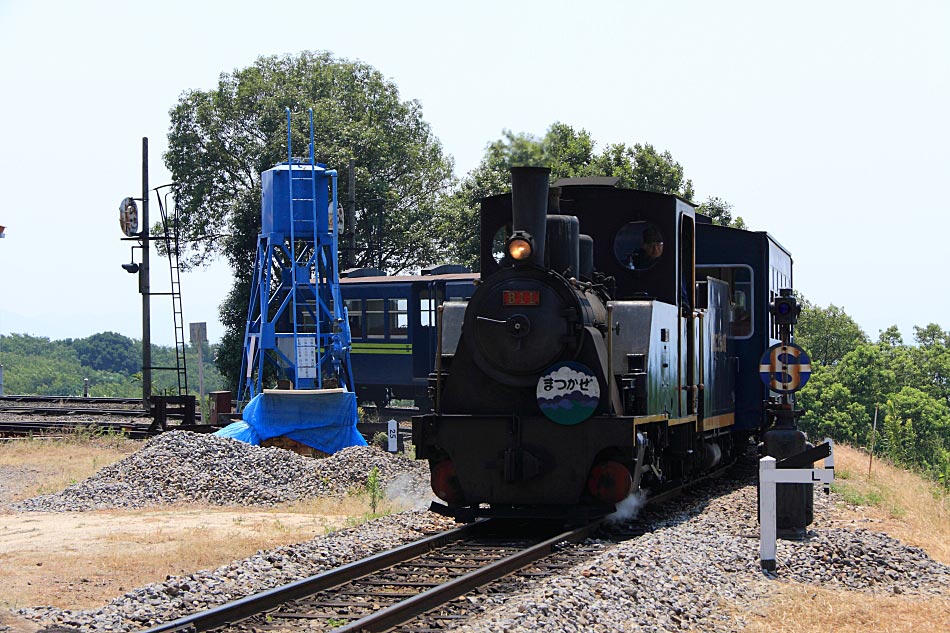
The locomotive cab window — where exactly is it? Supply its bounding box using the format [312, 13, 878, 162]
[614, 221, 665, 271]
[491, 224, 512, 265]
[696, 265, 753, 338]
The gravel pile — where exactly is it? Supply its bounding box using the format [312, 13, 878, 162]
[777, 527, 950, 593]
[17, 511, 457, 632]
[9, 430, 432, 512]
[447, 484, 950, 633]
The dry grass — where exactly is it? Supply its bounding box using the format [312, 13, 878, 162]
[0, 433, 140, 500]
[1, 498, 397, 611]
[830, 443, 950, 564]
[742, 584, 950, 633]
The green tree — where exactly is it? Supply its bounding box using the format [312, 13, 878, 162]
[881, 386, 950, 472]
[0, 332, 226, 399]
[794, 298, 868, 366]
[798, 366, 868, 442]
[695, 196, 747, 229]
[0, 334, 135, 396]
[440, 123, 698, 268]
[69, 331, 139, 374]
[795, 307, 950, 482]
[908, 342, 950, 407]
[165, 51, 455, 388]
[914, 323, 949, 348]
[877, 325, 904, 347]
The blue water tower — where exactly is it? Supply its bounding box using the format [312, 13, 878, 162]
[238, 109, 354, 402]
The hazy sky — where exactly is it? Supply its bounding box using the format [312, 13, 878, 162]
[1, 1, 947, 346]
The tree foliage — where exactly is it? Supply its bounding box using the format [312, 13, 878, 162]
[0, 333, 225, 398]
[165, 51, 456, 386]
[166, 51, 454, 273]
[795, 298, 868, 366]
[438, 122, 747, 268]
[695, 196, 747, 230]
[68, 331, 139, 374]
[796, 303, 950, 486]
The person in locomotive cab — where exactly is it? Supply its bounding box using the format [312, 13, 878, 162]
[625, 225, 664, 270]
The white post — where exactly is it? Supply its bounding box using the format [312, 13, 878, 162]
[387, 419, 397, 452]
[759, 456, 777, 572]
[759, 446, 834, 574]
[824, 437, 835, 494]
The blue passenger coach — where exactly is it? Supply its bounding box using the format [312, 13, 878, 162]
[340, 266, 477, 409]
[695, 219, 793, 432]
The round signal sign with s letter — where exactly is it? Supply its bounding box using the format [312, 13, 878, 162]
[759, 343, 811, 393]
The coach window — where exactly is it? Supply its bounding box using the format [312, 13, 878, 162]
[420, 298, 435, 326]
[345, 299, 363, 339]
[366, 299, 385, 338]
[388, 298, 409, 338]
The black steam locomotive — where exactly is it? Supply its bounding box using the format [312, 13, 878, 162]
[412, 167, 792, 520]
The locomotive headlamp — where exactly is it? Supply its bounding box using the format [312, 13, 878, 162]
[507, 237, 533, 261]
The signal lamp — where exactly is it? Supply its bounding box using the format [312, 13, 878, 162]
[507, 237, 533, 262]
[770, 291, 799, 326]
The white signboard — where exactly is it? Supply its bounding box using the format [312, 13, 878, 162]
[189, 322, 207, 344]
[296, 337, 317, 379]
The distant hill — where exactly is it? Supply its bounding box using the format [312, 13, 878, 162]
[0, 332, 226, 398]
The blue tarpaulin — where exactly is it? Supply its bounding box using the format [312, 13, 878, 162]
[214, 389, 366, 454]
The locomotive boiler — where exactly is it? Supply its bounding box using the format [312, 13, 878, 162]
[413, 167, 751, 520]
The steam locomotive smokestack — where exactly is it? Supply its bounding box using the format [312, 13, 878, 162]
[510, 166, 551, 265]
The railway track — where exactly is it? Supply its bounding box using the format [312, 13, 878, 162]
[0, 395, 146, 414]
[0, 396, 212, 439]
[142, 519, 605, 633]
[140, 464, 731, 633]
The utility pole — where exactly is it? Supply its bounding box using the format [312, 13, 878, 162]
[190, 322, 207, 413]
[0, 224, 5, 395]
[141, 138, 152, 408]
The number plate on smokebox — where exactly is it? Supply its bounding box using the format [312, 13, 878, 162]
[502, 290, 540, 306]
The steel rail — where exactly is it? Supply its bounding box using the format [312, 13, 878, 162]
[0, 420, 157, 440]
[138, 523, 484, 633]
[0, 407, 149, 417]
[0, 396, 143, 405]
[330, 520, 603, 633]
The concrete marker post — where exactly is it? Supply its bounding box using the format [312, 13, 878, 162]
[760, 456, 777, 571]
[387, 419, 397, 453]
